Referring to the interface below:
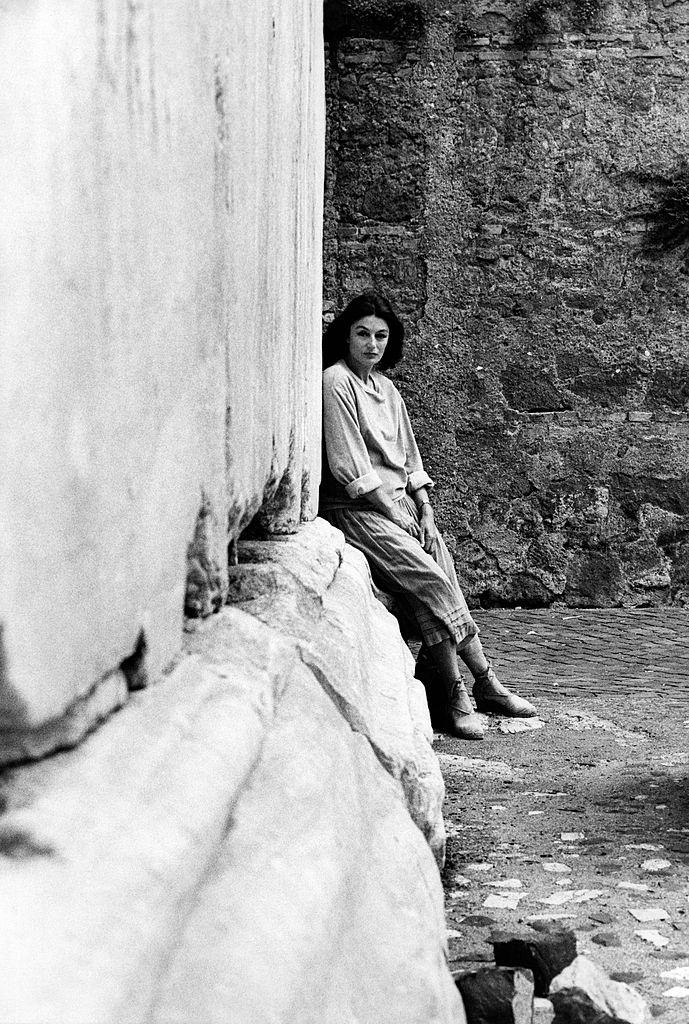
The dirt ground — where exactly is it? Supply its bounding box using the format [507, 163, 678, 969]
[435, 608, 689, 1022]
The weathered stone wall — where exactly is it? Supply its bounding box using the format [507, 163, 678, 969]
[0, 0, 324, 755]
[324, 0, 689, 608]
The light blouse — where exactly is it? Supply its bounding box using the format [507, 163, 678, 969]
[320, 359, 434, 510]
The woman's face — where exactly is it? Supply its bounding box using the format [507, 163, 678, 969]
[346, 315, 389, 374]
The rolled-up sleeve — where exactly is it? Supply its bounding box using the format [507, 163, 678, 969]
[323, 379, 383, 497]
[407, 468, 434, 492]
[400, 400, 434, 493]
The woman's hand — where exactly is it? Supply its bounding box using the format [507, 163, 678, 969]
[418, 503, 438, 552]
[388, 504, 422, 540]
[364, 485, 422, 540]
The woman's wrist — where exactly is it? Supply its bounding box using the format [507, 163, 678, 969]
[366, 486, 397, 518]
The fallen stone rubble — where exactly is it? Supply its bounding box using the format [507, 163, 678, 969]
[492, 923, 578, 996]
[453, 926, 650, 1024]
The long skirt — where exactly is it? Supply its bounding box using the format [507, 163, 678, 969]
[322, 495, 478, 649]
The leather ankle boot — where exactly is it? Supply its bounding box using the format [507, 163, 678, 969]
[447, 681, 485, 741]
[472, 663, 537, 718]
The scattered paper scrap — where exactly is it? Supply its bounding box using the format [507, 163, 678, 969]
[485, 879, 523, 889]
[541, 892, 576, 906]
[465, 863, 494, 873]
[661, 967, 689, 981]
[618, 882, 650, 892]
[625, 843, 664, 852]
[571, 889, 605, 903]
[490, 805, 506, 811]
[541, 889, 605, 906]
[497, 717, 545, 734]
[556, 878, 571, 886]
[543, 862, 572, 874]
[641, 859, 672, 873]
[446, 822, 481, 836]
[528, 811, 545, 816]
[663, 987, 689, 999]
[561, 833, 584, 842]
[629, 908, 670, 923]
[635, 929, 669, 948]
[446, 929, 463, 939]
[449, 875, 472, 888]
[484, 893, 522, 910]
[436, 754, 522, 780]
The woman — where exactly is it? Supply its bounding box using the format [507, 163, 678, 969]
[320, 291, 537, 740]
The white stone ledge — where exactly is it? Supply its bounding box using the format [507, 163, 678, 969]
[0, 622, 299, 1024]
[152, 663, 463, 1024]
[0, 520, 456, 1023]
[229, 519, 446, 861]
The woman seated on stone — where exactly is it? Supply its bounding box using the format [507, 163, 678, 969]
[319, 291, 537, 740]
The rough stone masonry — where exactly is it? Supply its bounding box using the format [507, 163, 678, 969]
[324, 0, 689, 610]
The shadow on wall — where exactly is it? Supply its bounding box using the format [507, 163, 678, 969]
[324, 0, 425, 49]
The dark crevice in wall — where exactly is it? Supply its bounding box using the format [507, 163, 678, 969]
[120, 630, 148, 691]
[0, 826, 55, 860]
[637, 164, 689, 268]
[0, 625, 6, 692]
[612, 473, 689, 519]
[185, 493, 228, 618]
[242, 430, 300, 539]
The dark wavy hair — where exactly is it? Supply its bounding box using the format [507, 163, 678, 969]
[322, 291, 405, 371]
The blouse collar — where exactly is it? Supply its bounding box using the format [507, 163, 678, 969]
[340, 359, 385, 399]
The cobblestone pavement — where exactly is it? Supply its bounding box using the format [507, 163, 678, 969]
[478, 608, 689, 703]
[436, 608, 689, 1022]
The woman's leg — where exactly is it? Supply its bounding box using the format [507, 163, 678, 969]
[459, 636, 537, 717]
[425, 636, 461, 680]
[423, 529, 535, 716]
[323, 504, 535, 725]
[425, 637, 484, 740]
[325, 504, 478, 652]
